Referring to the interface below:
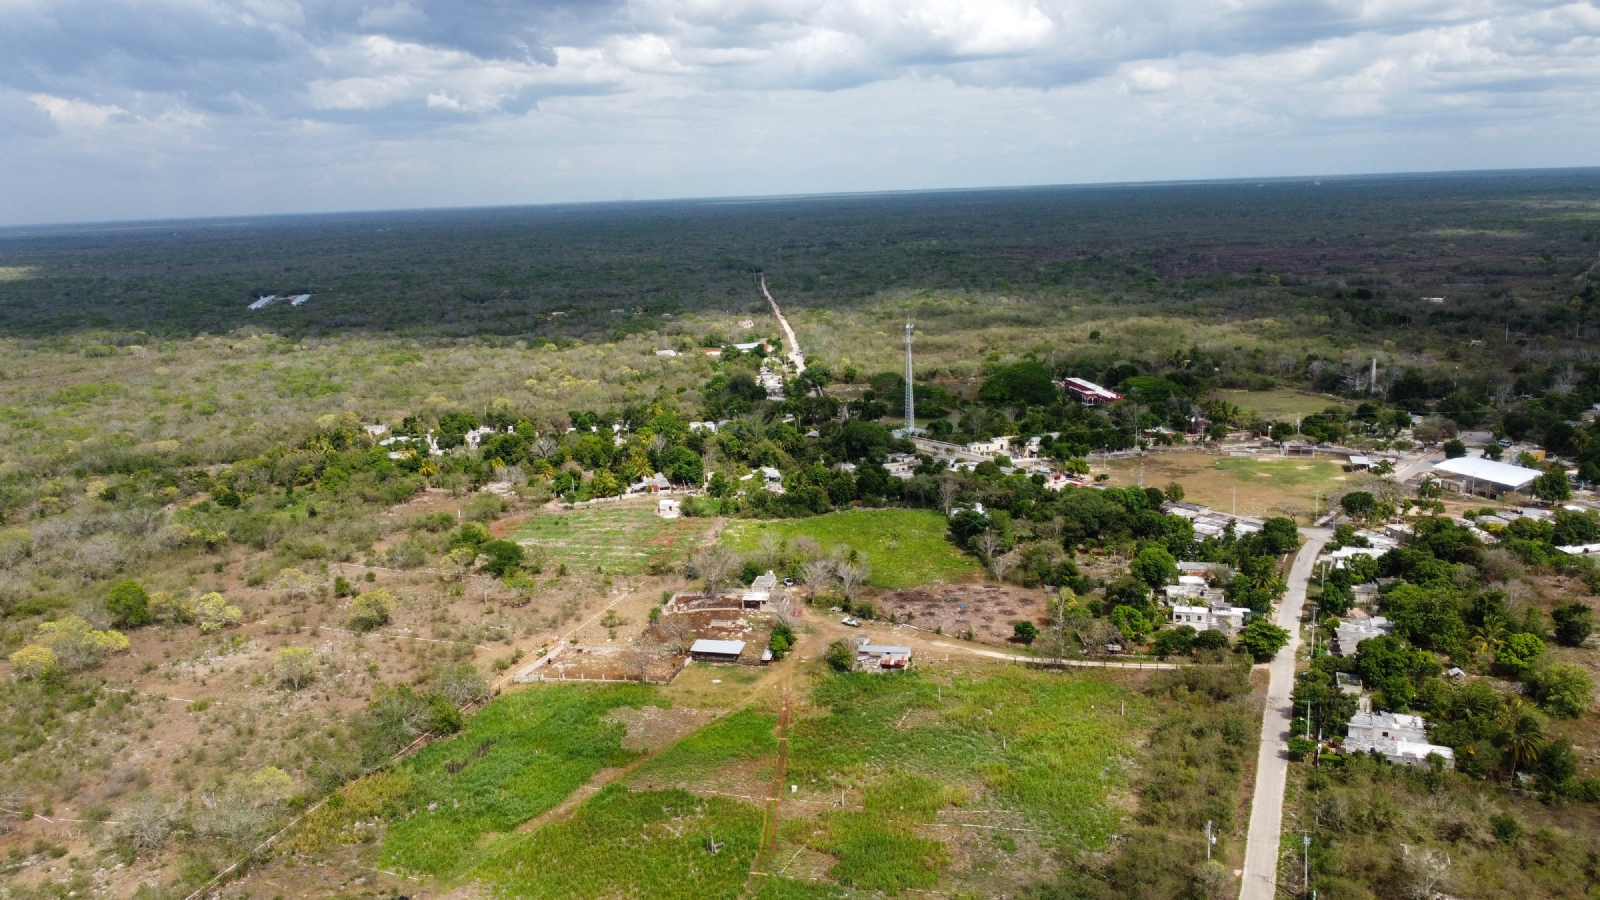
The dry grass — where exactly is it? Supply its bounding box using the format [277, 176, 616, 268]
[1093, 450, 1351, 521]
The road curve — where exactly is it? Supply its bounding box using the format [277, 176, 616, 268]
[1240, 527, 1330, 900]
[760, 275, 806, 375]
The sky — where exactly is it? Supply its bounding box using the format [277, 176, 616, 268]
[2, 0, 1598, 226]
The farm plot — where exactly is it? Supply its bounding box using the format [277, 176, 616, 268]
[876, 582, 1049, 646]
[289, 683, 659, 879]
[530, 643, 687, 683]
[772, 666, 1146, 898]
[512, 505, 715, 575]
[721, 509, 981, 589]
[1095, 450, 1348, 521]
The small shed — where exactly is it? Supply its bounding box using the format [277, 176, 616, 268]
[1348, 455, 1372, 471]
[689, 639, 746, 664]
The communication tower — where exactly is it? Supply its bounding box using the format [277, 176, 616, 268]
[904, 323, 916, 435]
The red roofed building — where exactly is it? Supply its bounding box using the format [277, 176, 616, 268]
[1057, 377, 1123, 405]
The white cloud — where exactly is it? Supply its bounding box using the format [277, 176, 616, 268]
[0, 0, 1598, 224]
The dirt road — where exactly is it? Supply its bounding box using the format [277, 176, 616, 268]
[1239, 527, 1330, 900]
[760, 275, 805, 375]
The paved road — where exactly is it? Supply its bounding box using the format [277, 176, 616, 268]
[760, 275, 806, 375]
[1240, 527, 1330, 900]
[1391, 449, 1444, 485]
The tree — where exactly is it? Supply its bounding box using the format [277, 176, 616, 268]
[1527, 663, 1593, 718]
[769, 621, 796, 660]
[9, 644, 58, 679]
[1104, 575, 1152, 611]
[194, 592, 243, 632]
[22, 615, 130, 671]
[1152, 625, 1196, 658]
[1354, 634, 1438, 709]
[440, 546, 477, 581]
[1193, 629, 1231, 653]
[1532, 468, 1572, 502]
[478, 539, 525, 576]
[347, 590, 393, 632]
[825, 639, 856, 672]
[432, 663, 490, 706]
[1443, 439, 1467, 459]
[1495, 632, 1545, 677]
[106, 580, 152, 628]
[836, 559, 871, 602]
[1496, 701, 1543, 785]
[274, 647, 316, 690]
[1130, 545, 1179, 590]
[693, 546, 739, 598]
[1110, 605, 1154, 643]
[1339, 491, 1377, 523]
[1013, 620, 1039, 644]
[1259, 517, 1300, 555]
[1238, 619, 1290, 662]
[801, 556, 836, 603]
[1553, 603, 1593, 647]
[660, 446, 704, 486]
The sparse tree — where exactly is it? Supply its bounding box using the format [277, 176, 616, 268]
[991, 550, 1019, 584]
[274, 646, 316, 690]
[801, 556, 837, 603]
[441, 546, 478, 581]
[432, 662, 490, 706]
[693, 546, 739, 599]
[836, 559, 870, 602]
[346, 590, 393, 632]
[194, 592, 243, 632]
[938, 476, 958, 514]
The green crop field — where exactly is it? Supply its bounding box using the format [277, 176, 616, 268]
[512, 505, 715, 575]
[720, 509, 980, 589]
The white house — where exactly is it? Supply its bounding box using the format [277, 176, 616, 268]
[1345, 711, 1454, 768]
[657, 498, 680, 519]
[965, 436, 1012, 456]
[1332, 615, 1394, 657]
[1431, 456, 1539, 497]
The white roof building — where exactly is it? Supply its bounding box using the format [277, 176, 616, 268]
[1431, 457, 1539, 494]
[1333, 616, 1394, 657]
[1346, 711, 1453, 768]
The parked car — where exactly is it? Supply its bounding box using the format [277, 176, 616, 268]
[841, 616, 861, 627]
[782, 577, 795, 587]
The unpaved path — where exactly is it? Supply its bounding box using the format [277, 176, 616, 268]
[760, 275, 805, 375]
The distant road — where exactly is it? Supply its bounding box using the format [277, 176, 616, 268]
[1240, 527, 1330, 900]
[760, 276, 806, 375]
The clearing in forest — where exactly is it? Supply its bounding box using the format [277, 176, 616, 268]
[1215, 387, 1353, 421]
[721, 508, 980, 589]
[511, 504, 715, 574]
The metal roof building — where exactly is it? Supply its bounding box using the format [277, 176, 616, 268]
[1431, 456, 1540, 495]
[689, 639, 746, 663]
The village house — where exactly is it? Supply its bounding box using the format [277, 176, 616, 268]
[689, 639, 746, 664]
[1332, 614, 1394, 657]
[1055, 377, 1123, 405]
[1345, 711, 1454, 768]
[854, 635, 911, 670]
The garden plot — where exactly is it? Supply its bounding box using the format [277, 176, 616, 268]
[512, 504, 715, 575]
[877, 583, 1050, 645]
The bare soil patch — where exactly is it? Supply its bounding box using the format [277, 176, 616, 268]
[876, 582, 1050, 646]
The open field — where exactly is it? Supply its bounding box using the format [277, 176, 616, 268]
[721, 509, 981, 589]
[511, 503, 716, 575]
[1214, 387, 1353, 421]
[1095, 450, 1351, 521]
[876, 582, 1048, 644]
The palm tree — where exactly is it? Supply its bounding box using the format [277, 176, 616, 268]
[1470, 615, 1508, 660]
[1496, 700, 1544, 786]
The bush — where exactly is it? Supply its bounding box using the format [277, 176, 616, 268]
[193, 592, 242, 632]
[1192, 629, 1231, 652]
[769, 622, 797, 660]
[1553, 602, 1593, 647]
[106, 580, 152, 628]
[825, 639, 856, 672]
[1013, 620, 1039, 644]
[1495, 632, 1545, 677]
[1151, 626, 1195, 658]
[1287, 736, 1317, 761]
[1527, 663, 1593, 718]
[478, 539, 525, 576]
[347, 590, 394, 632]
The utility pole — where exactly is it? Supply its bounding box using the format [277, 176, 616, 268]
[904, 323, 915, 436]
[1303, 831, 1312, 897]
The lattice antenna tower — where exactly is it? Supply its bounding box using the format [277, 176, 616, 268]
[904, 322, 916, 435]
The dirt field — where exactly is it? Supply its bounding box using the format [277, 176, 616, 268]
[533, 643, 686, 683]
[1094, 449, 1351, 522]
[875, 582, 1049, 645]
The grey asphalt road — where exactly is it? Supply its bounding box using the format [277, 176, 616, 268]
[1239, 527, 1330, 900]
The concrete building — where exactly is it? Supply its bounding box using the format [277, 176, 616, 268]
[1056, 377, 1123, 405]
[689, 639, 746, 664]
[1345, 711, 1454, 768]
[854, 636, 911, 670]
[1332, 615, 1394, 657]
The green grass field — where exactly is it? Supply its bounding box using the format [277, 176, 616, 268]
[720, 509, 980, 589]
[512, 505, 715, 575]
[1215, 387, 1352, 421]
[372, 684, 660, 877]
[632, 708, 778, 785]
[477, 785, 764, 900]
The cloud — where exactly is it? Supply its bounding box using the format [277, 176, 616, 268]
[0, 0, 1597, 224]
